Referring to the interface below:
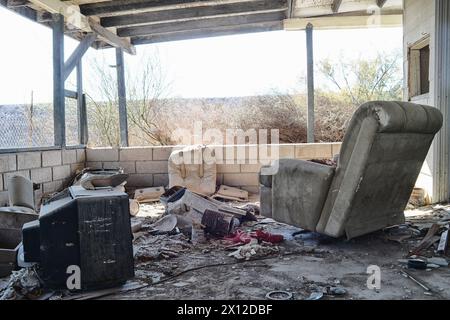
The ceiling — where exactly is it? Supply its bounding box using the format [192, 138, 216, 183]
[0, 0, 403, 54]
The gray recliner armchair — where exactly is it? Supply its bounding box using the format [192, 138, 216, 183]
[260, 101, 443, 239]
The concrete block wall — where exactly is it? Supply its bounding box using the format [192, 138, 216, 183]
[88, 143, 341, 193]
[0, 148, 86, 207]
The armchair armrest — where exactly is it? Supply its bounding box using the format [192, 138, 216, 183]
[269, 159, 335, 231]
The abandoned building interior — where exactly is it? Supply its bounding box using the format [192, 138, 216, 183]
[0, 0, 450, 301]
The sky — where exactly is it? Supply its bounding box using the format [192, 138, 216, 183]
[0, 5, 403, 105]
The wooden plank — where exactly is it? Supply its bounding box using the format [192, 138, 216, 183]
[53, 13, 65, 147]
[64, 33, 97, 81]
[118, 11, 286, 37]
[331, 0, 342, 13]
[65, 89, 78, 99]
[101, 0, 287, 28]
[131, 20, 283, 45]
[89, 19, 136, 55]
[116, 48, 129, 148]
[305, 23, 314, 143]
[283, 14, 403, 30]
[80, 0, 211, 16]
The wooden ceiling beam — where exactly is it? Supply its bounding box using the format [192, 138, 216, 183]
[118, 11, 286, 37]
[100, 0, 288, 28]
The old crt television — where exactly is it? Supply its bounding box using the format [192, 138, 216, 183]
[22, 186, 134, 290]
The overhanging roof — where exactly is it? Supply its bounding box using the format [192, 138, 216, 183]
[0, 0, 403, 54]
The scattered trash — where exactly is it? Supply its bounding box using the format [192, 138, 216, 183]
[150, 215, 178, 234]
[253, 230, 284, 244]
[427, 257, 448, 267]
[328, 286, 347, 296]
[73, 168, 128, 190]
[400, 271, 431, 292]
[0, 268, 42, 300]
[228, 244, 279, 260]
[265, 290, 293, 300]
[224, 230, 252, 245]
[134, 187, 165, 203]
[409, 224, 442, 256]
[129, 199, 140, 216]
[306, 291, 324, 300]
[437, 228, 449, 254]
[201, 210, 238, 237]
[212, 185, 249, 202]
[407, 259, 428, 270]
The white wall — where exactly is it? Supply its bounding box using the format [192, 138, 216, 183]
[403, 0, 436, 200]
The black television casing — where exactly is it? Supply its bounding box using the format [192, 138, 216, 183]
[22, 187, 134, 290]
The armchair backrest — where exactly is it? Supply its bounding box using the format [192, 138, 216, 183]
[316, 101, 443, 239]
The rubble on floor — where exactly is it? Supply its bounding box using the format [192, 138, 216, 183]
[1, 192, 449, 300]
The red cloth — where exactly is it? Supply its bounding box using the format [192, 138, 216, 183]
[252, 229, 284, 244]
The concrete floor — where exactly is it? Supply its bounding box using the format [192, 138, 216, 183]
[107, 203, 450, 300]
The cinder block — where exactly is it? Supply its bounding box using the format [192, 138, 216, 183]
[31, 167, 53, 184]
[240, 164, 262, 173]
[295, 143, 333, 160]
[153, 174, 169, 187]
[120, 147, 152, 161]
[332, 143, 342, 156]
[53, 165, 71, 181]
[223, 173, 259, 187]
[217, 164, 241, 173]
[103, 161, 136, 174]
[152, 147, 173, 161]
[0, 191, 8, 206]
[42, 150, 62, 167]
[222, 145, 258, 165]
[120, 162, 136, 174]
[0, 154, 17, 173]
[76, 149, 86, 163]
[43, 180, 64, 194]
[102, 162, 120, 170]
[17, 152, 41, 170]
[126, 174, 153, 188]
[4, 170, 30, 189]
[62, 149, 77, 164]
[258, 144, 280, 165]
[86, 162, 103, 169]
[136, 161, 168, 174]
[86, 148, 119, 162]
[279, 144, 296, 159]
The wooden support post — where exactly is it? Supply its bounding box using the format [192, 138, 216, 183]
[306, 23, 315, 143]
[52, 13, 65, 147]
[64, 33, 96, 81]
[77, 61, 88, 145]
[116, 48, 129, 147]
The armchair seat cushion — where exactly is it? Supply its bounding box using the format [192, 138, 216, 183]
[271, 159, 335, 231]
